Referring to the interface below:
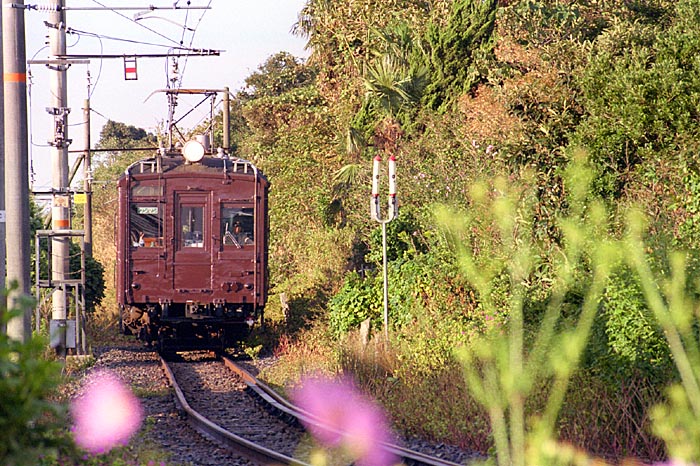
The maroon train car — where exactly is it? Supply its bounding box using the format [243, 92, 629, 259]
[116, 148, 269, 351]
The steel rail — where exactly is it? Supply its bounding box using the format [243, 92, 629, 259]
[221, 356, 465, 466]
[159, 356, 311, 466]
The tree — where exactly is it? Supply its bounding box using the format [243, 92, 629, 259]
[422, 0, 498, 112]
[94, 120, 158, 168]
[242, 52, 317, 99]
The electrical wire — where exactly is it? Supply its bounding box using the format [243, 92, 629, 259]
[88, 34, 104, 99]
[67, 27, 199, 51]
[180, 2, 190, 47]
[27, 45, 51, 187]
[177, 0, 213, 89]
[88, 0, 184, 47]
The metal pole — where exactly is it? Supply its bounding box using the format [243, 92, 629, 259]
[80, 235, 85, 354]
[83, 98, 92, 257]
[3, 0, 32, 340]
[370, 155, 398, 342]
[381, 222, 388, 341]
[223, 87, 230, 154]
[49, 0, 70, 353]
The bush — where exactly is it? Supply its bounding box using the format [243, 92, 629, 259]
[590, 267, 673, 383]
[0, 287, 67, 466]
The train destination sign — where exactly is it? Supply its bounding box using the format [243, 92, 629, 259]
[137, 206, 159, 215]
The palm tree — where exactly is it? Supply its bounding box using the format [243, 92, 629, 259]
[335, 21, 427, 191]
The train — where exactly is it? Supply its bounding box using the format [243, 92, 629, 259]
[116, 88, 269, 352]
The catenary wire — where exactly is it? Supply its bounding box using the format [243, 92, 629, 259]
[88, 0, 184, 47]
[67, 27, 200, 51]
[177, 0, 213, 89]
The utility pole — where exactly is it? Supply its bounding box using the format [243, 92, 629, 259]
[82, 98, 92, 257]
[0, 0, 5, 320]
[3, 0, 32, 340]
[49, 0, 71, 353]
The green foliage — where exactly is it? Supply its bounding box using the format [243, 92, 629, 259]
[243, 85, 329, 147]
[362, 21, 428, 124]
[672, 165, 700, 250]
[572, 0, 700, 198]
[328, 271, 378, 336]
[422, 0, 498, 112]
[242, 52, 317, 99]
[594, 268, 672, 381]
[0, 286, 67, 466]
[69, 242, 105, 313]
[625, 226, 700, 464]
[442, 153, 620, 466]
[94, 120, 158, 169]
[364, 209, 426, 264]
[499, 0, 608, 49]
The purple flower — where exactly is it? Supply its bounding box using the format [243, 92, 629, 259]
[71, 369, 144, 454]
[292, 376, 397, 466]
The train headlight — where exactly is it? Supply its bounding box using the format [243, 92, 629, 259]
[182, 140, 205, 163]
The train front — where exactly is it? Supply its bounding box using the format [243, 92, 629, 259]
[116, 138, 269, 352]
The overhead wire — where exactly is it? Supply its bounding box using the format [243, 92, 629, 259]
[160, 1, 214, 143]
[176, 0, 213, 89]
[67, 27, 202, 51]
[88, 0, 184, 47]
[179, 2, 190, 47]
[78, 1, 215, 141]
[27, 44, 51, 187]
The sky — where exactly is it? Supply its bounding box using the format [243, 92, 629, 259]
[23, 0, 310, 189]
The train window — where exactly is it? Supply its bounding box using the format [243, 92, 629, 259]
[131, 184, 163, 197]
[181, 205, 204, 248]
[130, 203, 163, 248]
[221, 206, 254, 248]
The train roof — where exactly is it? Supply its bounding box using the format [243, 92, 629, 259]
[122, 154, 268, 182]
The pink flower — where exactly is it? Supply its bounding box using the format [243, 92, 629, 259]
[652, 462, 698, 466]
[71, 369, 143, 454]
[292, 377, 397, 466]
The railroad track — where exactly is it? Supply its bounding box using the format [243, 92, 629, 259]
[160, 351, 469, 465]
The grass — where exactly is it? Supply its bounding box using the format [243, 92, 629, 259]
[261, 323, 670, 464]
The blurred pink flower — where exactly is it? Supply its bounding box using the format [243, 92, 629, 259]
[71, 369, 144, 454]
[292, 377, 397, 466]
[652, 462, 698, 466]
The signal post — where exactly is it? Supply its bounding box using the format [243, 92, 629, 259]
[371, 155, 398, 341]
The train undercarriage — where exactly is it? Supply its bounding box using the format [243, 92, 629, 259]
[120, 303, 261, 353]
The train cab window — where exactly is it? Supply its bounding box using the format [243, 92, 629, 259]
[131, 184, 163, 197]
[130, 204, 163, 248]
[180, 205, 205, 248]
[221, 206, 254, 248]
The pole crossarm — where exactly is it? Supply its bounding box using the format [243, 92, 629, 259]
[15, 4, 211, 11]
[28, 58, 90, 65]
[53, 51, 221, 59]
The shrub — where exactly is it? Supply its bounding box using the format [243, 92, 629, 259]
[0, 287, 67, 466]
[593, 267, 673, 383]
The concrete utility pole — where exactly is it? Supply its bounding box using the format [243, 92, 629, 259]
[0, 0, 5, 318]
[3, 0, 32, 340]
[49, 0, 71, 353]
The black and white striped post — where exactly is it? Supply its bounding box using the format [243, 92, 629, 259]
[371, 155, 398, 340]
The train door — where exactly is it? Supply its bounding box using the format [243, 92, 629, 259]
[173, 192, 211, 290]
